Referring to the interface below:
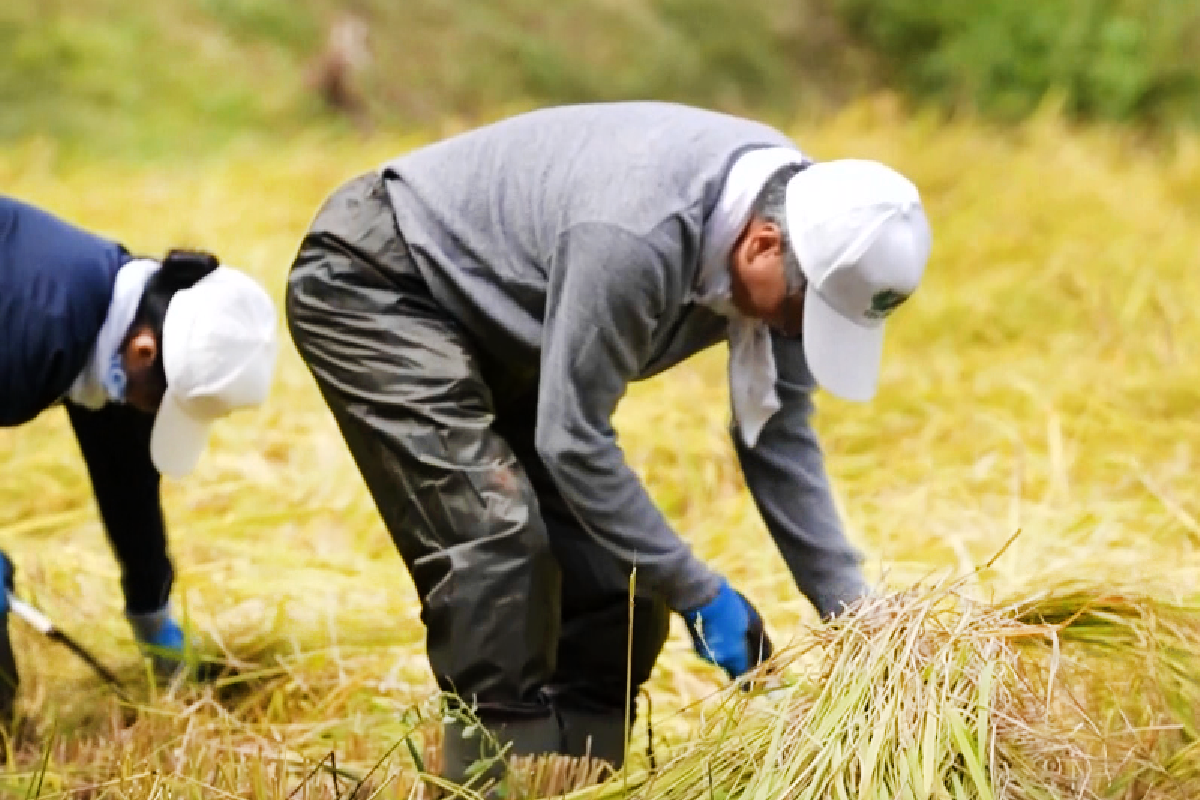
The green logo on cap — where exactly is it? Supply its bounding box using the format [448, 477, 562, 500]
[866, 289, 909, 320]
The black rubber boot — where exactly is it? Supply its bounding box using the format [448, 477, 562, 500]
[0, 552, 18, 725]
[558, 707, 629, 771]
[441, 713, 563, 793]
[0, 612, 17, 725]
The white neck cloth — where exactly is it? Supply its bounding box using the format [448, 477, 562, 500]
[692, 147, 807, 447]
[69, 258, 160, 409]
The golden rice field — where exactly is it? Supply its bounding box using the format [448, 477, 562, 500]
[2, 98, 1200, 798]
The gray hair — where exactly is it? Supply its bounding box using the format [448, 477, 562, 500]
[750, 163, 806, 292]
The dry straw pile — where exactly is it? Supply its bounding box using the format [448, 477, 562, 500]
[439, 575, 1200, 800]
[562, 581, 1200, 800]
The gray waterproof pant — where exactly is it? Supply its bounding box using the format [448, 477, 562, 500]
[286, 172, 670, 726]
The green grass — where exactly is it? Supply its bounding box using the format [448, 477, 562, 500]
[832, 0, 1200, 125]
[6, 0, 1200, 163]
[1, 100, 1200, 796]
[0, 0, 861, 159]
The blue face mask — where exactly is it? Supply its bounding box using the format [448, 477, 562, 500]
[101, 352, 129, 404]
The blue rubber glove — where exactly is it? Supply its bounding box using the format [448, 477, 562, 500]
[128, 607, 188, 679]
[129, 607, 227, 682]
[681, 578, 774, 681]
[141, 616, 186, 652]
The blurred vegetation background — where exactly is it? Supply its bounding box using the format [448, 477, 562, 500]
[3, 0, 1199, 160]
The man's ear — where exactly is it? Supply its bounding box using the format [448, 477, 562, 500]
[123, 324, 159, 368]
[739, 219, 784, 264]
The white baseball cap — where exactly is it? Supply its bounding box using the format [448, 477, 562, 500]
[785, 159, 932, 402]
[150, 266, 280, 478]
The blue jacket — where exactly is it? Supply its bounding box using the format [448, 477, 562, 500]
[0, 197, 172, 614]
[1, 195, 130, 425]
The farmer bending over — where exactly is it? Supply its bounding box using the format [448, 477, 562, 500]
[0, 196, 280, 718]
[285, 102, 932, 783]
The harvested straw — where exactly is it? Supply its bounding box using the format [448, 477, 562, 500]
[565, 585, 1079, 800]
[525, 583, 1200, 800]
[1012, 585, 1200, 799]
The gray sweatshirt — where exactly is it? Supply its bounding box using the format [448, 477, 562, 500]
[381, 101, 864, 615]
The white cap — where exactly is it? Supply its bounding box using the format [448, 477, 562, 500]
[785, 159, 932, 402]
[150, 266, 280, 478]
